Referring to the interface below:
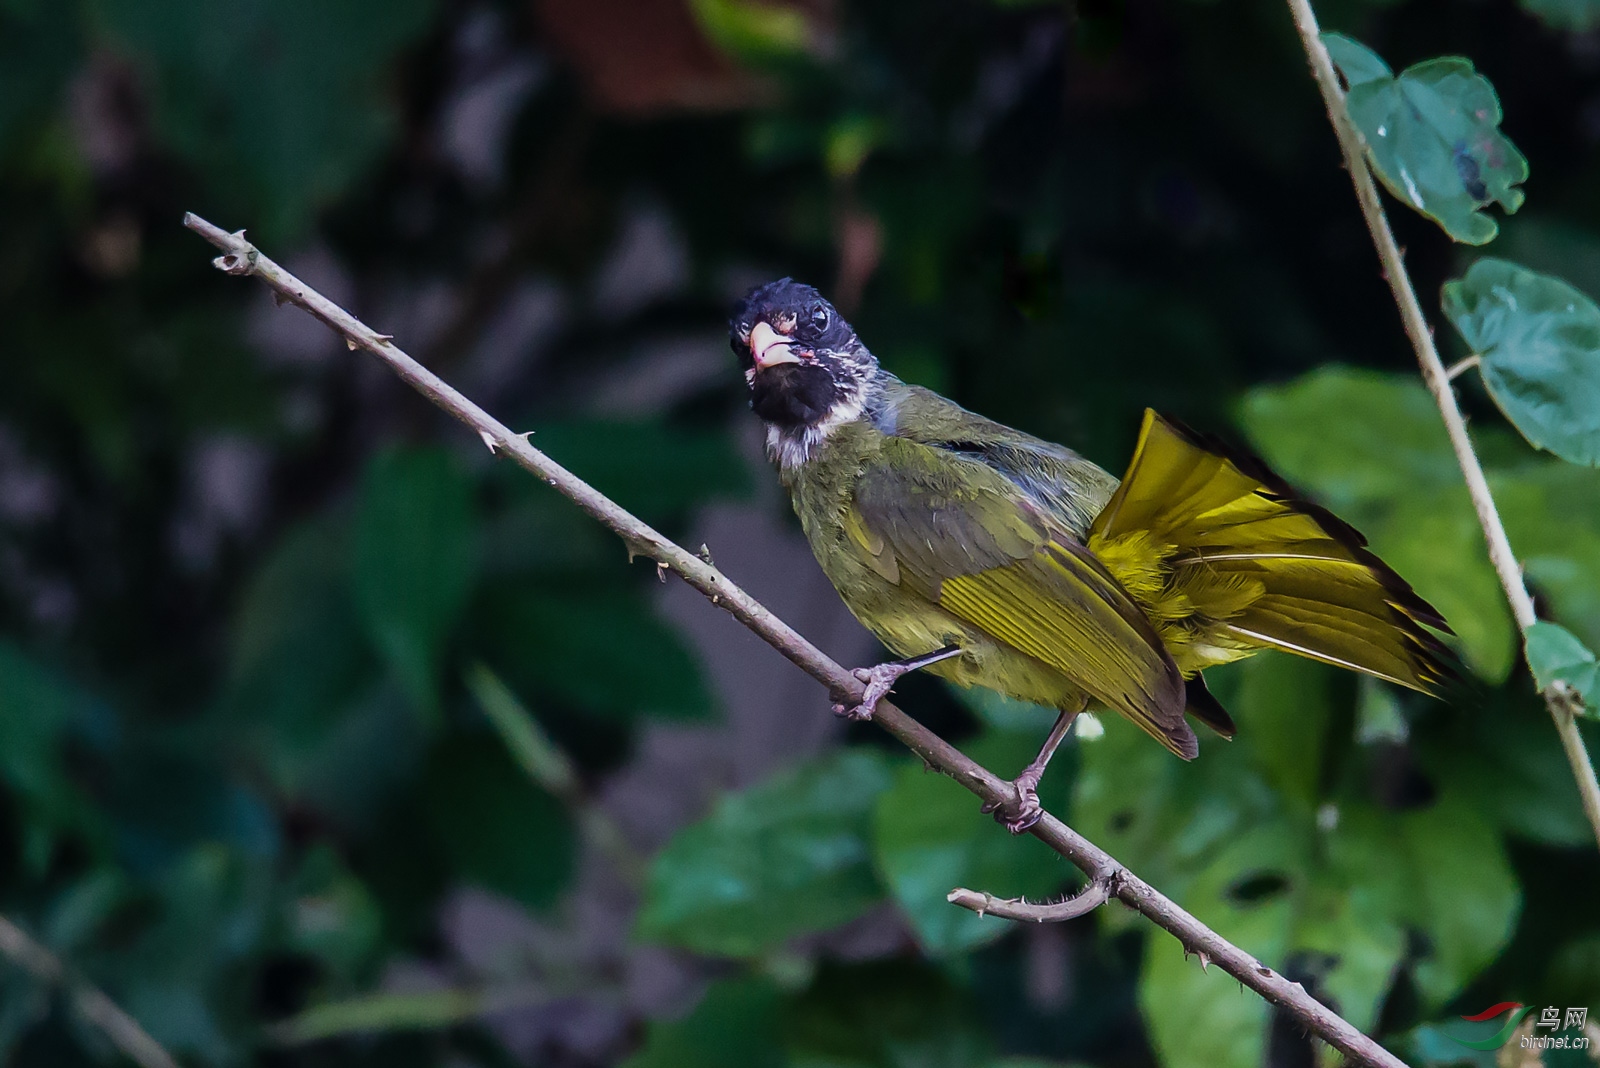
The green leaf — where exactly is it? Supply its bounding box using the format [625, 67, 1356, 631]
[421, 734, 576, 911]
[474, 582, 714, 721]
[1524, 621, 1600, 717]
[283, 845, 383, 986]
[1520, 0, 1600, 33]
[1396, 792, 1520, 1007]
[1322, 32, 1391, 88]
[637, 749, 892, 957]
[1324, 34, 1528, 244]
[1493, 462, 1600, 653]
[872, 730, 1071, 955]
[353, 448, 477, 719]
[274, 988, 511, 1045]
[107, 844, 277, 1061]
[1141, 792, 1516, 1068]
[1227, 654, 1336, 813]
[465, 663, 580, 798]
[1238, 366, 1461, 510]
[783, 960, 992, 1068]
[1416, 683, 1596, 846]
[90, 0, 437, 238]
[226, 517, 431, 829]
[622, 979, 787, 1068]
[1443, 258, 1600, 465]
[689, 0, 813, 60]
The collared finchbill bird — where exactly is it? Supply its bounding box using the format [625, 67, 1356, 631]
[731, 279, 1456, 832]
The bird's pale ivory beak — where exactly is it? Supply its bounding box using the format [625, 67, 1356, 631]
[750, 321, 802, 369]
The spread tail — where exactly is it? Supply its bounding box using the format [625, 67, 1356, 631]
[1089, 410, 1457, 702]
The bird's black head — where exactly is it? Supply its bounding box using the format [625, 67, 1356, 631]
[730, 279, 877, 434]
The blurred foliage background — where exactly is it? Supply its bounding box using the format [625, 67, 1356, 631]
[2, 0, 1600, 1065]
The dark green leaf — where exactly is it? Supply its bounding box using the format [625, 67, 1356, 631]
[1324, 34, 1527, 244]
[783, 960, 993, 1068]
[0, 642, 94, 847]
[872, 730, 1071, 954]
[1226, 654, 1336, 813]
[1417, 682, 1596, 846]
[637, 749, 891, 957]
[1405, 1022, 1501, 1067]
[1443, 258, 1600, 465]
[1520, 0, 1600, 33]
[353, 448, 477, 718]
[1141, 790, 1516, 1068]
[475, 582, 714, 721]
[1524, 621, 1599, 717]
[227, 517, 409, 815]
[422, 734, 576, 911]
[108, 845, 277, 1061]
[1238, 366, 1461, 509]
[90, 0, 436, 238]
[283, 845, 383, 985]
[1493, 462, 1600, 653]
[1397, 791, 1520, 1007]
[622, 979, 787, 1068]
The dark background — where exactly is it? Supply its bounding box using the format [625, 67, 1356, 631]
[1, 0, 1599, 1065]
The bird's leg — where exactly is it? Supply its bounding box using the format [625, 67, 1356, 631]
[832, 645, 963, 722]
[982, 708, 1080, 834]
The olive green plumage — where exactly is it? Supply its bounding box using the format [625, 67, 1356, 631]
[733, 279, 1455, 762]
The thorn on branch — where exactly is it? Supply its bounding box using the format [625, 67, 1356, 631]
[479, 430, 498, 454]
[946, 874, 1115, 922]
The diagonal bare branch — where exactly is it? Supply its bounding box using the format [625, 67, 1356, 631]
[183, 211, 1410, 1068]
[1284, 0, 1600, 852]
[0, 914, 180, 1068]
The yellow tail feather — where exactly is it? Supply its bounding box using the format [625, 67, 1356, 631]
[1088, 410, 1456, 695]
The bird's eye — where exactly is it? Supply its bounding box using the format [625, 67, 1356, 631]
[810, 306, 830, 331]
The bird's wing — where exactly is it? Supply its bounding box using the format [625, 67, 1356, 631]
[869, 379, 1119, 538]
[852, 435, 1194, 757]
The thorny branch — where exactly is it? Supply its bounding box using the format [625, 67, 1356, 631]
[947, 874, 1114, 922]
[1285, 0, 1600, 852]
[0, 914, 179, 1068]
[184, 211, 1410, 1068]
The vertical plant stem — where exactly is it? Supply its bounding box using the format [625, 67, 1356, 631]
[1285, 0, 1600, 850]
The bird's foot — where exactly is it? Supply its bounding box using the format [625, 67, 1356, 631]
[831, 663, 908, 722]
[831, 645, 964, 722]
[981, 765, 1044, 835]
